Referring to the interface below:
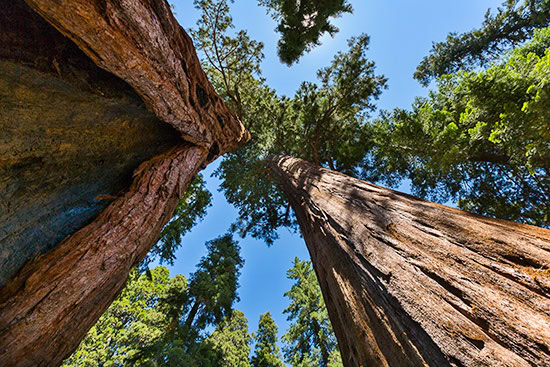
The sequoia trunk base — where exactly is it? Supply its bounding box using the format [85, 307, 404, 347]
[270, 156, 550, 367]
[0, 145, 207, 367]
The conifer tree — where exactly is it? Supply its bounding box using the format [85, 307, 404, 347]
[414, 0, 550, 85]
[282, 258, 342, 367]
[206, 310, 252, 367]
[181, 234, 245, 342]
[251, 312, 285, 367]
[371, 27, 550, 226]
[64, 234, 244, 366]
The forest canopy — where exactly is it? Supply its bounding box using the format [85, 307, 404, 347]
[64, 0, 549, 363]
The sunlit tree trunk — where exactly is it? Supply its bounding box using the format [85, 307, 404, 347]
[0, 0, 248, 365]
[270, 155, 550, 367]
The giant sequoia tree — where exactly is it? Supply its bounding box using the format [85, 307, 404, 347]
[270, 156, 550, 366]
[0, 0, 248, 365]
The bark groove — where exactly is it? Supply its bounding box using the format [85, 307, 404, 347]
[270, 155, 550, 367]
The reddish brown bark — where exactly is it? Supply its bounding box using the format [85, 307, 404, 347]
[270, 156, 550, 367]
[0, 145, 207, 366]
[23, 0, 250, 153]
[0, 0, 249, 365]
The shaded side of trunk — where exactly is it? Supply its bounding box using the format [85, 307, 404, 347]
[0, 60, 180, 288]
[270, 156, 550, 367]
[0, 0, 180, 288]
[0, 144, 208, 367]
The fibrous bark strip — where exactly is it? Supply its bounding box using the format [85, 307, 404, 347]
[270, 156, 550, 367]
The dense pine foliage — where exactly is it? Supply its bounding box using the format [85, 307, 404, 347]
[414, 0, 550, 85]
[65, 259, 341, 366]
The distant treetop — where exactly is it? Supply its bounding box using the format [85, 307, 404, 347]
[259, 0, 353, 65]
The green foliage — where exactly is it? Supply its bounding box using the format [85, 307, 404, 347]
[206, 310, 252, 367]
[372, 28, 550, 226]
[191, 0, 265, 121]
[282, 258, 342, 367]
[65, 235, 244, 366]
[213, 35, 386, 243]
[251, 312, 285, 367]
[259, 0, 353, 65]
[142, 174, 212, 268]
[192, 0, 385, 244]
[415, 0, 550, 85]
[64, 267, 187, 366]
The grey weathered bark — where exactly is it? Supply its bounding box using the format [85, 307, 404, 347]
[0, 0, 249, 365]
[0, 60, 180, 288]
[269, 155, 550, 367]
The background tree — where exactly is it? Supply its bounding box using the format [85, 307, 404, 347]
[282, 258, 342, 367]
[258, 0, 353, 65]
[64, 267, 187, 366]
[369, 26, 550, 226]
[64, 234, 244, 366]
[214, 34, 387, 243]
[415, 0, 550, 85]
[251, 312, 285, 367]
[206, 310, 252, 367]
[178, 234, 244, 346]
[191, 0, 386, 244]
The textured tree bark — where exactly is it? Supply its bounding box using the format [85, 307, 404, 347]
[0, 60, 180, 288]
[269, 156, 550, 367]
[23, 0, 250, 153]
[0, 0, 249, 365]
[0, 145, 207, 367]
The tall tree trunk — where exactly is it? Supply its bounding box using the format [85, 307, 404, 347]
[182, 299, 202, 340]
[0, 0, 249, 365]
[269, 155, 550, 367]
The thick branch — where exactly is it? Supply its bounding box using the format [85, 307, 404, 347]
[24, 0, 250, 154]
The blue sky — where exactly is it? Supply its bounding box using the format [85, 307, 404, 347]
[165, 0, 503, 352]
